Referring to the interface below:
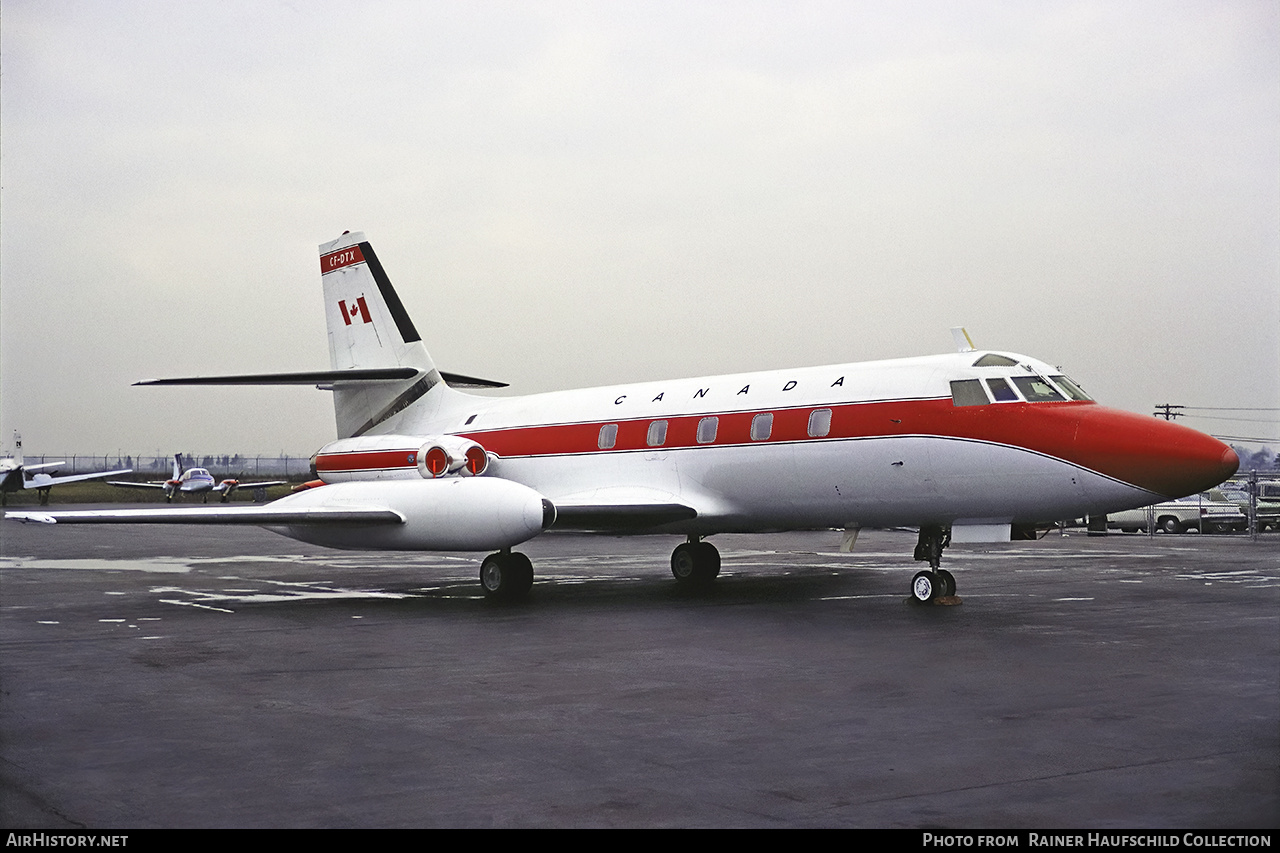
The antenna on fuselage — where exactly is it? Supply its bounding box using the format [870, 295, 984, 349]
[950, 327, 976, 353]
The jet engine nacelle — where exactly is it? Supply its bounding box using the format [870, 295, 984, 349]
[266, 477, 555, 551]
[313, 434, 489, 483]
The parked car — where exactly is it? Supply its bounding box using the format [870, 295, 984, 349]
[1217, 488, 1280, 532]
[1108, 490, 1247, 534]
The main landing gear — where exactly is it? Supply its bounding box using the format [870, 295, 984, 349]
[911, 524, 958, 604]
[671, 537, 720, 585]
[480, 549, 534, 600]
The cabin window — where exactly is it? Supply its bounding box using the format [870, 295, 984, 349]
[985, 378, 1019, 402]
[1049, 375, 1092, 401]
[696, 417, 719, 444]
[646, 420, 668, 447]
[807, 408, 832, 437]
[598, 423, 618, 450]
[973, 353, 1019, 367]
[1011, 376, 1065, 403]
[949, 379, 989, 407]
[751, 412, 773, 441]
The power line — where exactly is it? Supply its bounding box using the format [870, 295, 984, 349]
[1181, 406, 1280, 412]
[1184, 414, 1280, 424]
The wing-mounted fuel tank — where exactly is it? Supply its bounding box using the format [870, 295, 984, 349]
[312, 434, 489, 483]
[268, 478, 555, 551]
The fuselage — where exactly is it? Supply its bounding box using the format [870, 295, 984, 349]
[313, 350, 1237, 535]
[173, 469, 215, 493]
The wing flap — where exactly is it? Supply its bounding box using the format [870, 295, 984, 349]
[549, 487, 699, 531]
[552, 503, 698, 530]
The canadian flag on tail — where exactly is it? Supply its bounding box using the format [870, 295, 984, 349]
[339, 297, 373, 325]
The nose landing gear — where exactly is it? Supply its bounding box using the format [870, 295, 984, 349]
[911, 525, 959, 605]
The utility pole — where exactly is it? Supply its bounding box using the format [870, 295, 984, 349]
[1154, 404, 1184, 420]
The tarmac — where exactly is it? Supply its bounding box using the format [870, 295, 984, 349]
[1, 511, 1276, 828]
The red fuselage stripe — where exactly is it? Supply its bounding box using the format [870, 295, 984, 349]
[457, 398, 1028, 457]
[314, 398, 1234, 498]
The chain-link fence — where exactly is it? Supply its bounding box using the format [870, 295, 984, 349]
[19, 454, 312, 479]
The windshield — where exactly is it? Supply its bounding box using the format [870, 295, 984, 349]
[1048, 375, 1092, 401]
[1011, 376, 1066, 402]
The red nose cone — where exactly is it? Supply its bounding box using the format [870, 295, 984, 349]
[1072, 407, 1239, 498]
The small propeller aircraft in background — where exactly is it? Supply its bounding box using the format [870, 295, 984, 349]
[0, 432, 131, 506]
[109, 454, 285, 503]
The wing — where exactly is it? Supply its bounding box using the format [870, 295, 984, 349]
[212, 480, 288, 492]
[26, 469, 133, 488]
[108, 480, 168, 490]
[7, 506, 403, 525]
[20, 462, 67, 474]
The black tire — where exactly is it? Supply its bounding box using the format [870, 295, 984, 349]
[671, 543, 697, 582]
[911, 570, 937, 604]
[1159, 516, 1182, 535]
[937, 569, 956, 597]
[694, 541, 721, 578]
[671, 541, 720, 584]
[480, 552, 533, 600]
[508, 552, 534, 597]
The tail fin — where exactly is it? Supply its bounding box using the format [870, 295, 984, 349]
[173, 454, 183, 480]
[319, 232, 456, 438]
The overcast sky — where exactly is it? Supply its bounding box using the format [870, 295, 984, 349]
[2, 1, 1277, 458]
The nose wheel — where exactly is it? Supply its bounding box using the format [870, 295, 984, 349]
[910, 568, 956, 603]
[911, 525, 959, 604]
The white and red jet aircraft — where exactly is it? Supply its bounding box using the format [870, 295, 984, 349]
[8, 232, 1239, 603]
[109, 454, 286, 503]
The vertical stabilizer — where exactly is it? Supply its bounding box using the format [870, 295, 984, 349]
[319, 232, 455, 438]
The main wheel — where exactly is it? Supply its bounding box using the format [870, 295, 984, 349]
[937, 569, 956, 597]
[911, 570, 938, 604]
[694, 541, 721, 578]
[671, 541, 720, 584]
[480, 552, 534, 600]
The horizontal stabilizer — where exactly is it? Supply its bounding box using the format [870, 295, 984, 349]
[6, 506, 404, 525]
[135, 369, 506, 389]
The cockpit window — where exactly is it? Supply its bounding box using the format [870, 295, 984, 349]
[973, 354, 1019, 367]
[985, 377, 1019, 402]
[1048, 375, 1092, 401]
[1011, 376, 1065, 402]
[950, 379, 989, 407]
